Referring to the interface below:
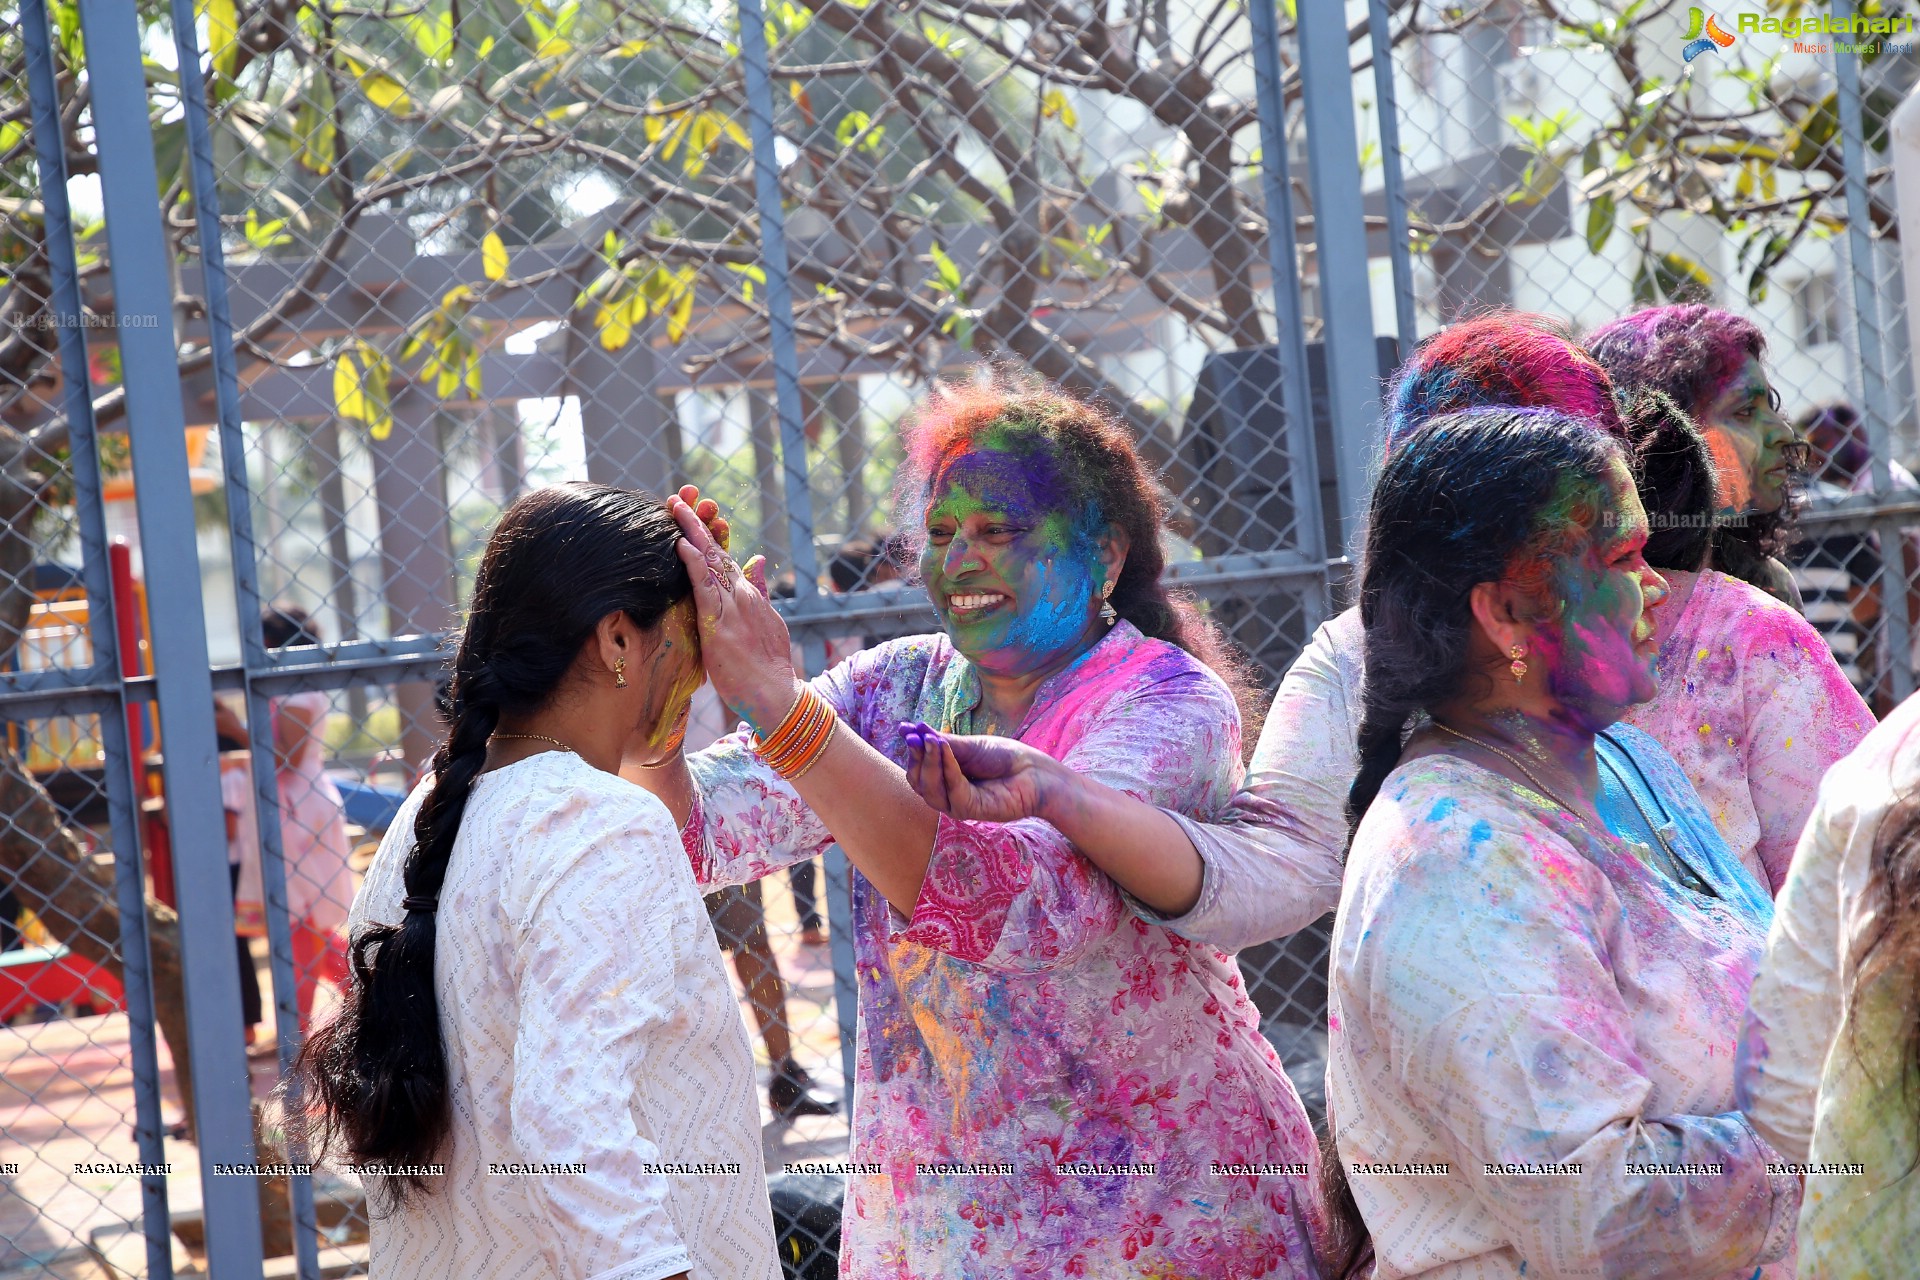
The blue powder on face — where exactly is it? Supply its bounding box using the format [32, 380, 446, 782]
[1002, 546, 1101, 656]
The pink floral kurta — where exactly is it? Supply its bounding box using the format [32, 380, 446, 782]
[685, 622, 1324, 1279]
[1621, 568, 1874, 893]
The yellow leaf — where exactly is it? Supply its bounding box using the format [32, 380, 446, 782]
[595, 301, 631, 350]
[354, 63, 414, 115]
[481, 231, 509, 282]
[721, 115, 751, 150]
[333, 351, 365, 420]
[464, 348, 483, 397]
[201, 0, 238, 79]
[610, 37, 651, 56]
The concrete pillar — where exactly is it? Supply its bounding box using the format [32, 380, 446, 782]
[368, 387, 455, 770]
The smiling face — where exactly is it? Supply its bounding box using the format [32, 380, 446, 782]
[919, 445, 1112, 677]
[1529, 457, 1670, 729]
[1696, 355, 1796, 514]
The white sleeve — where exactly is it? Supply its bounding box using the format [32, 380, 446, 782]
[1739, 765, 1861, 1160]
[1135, 615, 1351, 950]
[508, 802, 700, 1280]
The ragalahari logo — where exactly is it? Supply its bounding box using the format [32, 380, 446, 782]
[1683, 8, 1737, 61]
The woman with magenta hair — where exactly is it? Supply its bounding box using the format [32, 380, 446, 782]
[1590, 305, 1874, 893]
[628, 376, 1326, 1278]
[1587, 303, 1803, 604]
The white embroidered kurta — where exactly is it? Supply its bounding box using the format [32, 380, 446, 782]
[1739, 691, 1920, 1279]
[350, 751, 780, 1280]
[1330, 754, 1800, 1279]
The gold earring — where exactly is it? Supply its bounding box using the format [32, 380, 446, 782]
[1508, 644, 1527, 684]
[1099, 579, 1117, 625]
[614, 656, 628, 689]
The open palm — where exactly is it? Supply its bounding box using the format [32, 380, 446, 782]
[901, 722, 1062, 824]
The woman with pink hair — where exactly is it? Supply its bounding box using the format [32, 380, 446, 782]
[1589, 305, 1874, 892]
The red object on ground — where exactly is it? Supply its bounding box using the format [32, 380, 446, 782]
[0, 946, 126, 1022]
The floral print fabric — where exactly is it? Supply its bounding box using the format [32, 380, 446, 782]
[685, 621, 1325, 1279]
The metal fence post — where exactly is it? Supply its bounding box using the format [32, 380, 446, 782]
[1247, 0, 1330, 620]
[166, 2, 325, 1273]
[73, 0, 269, 1271]
[737, 0, 861, 1104]
[1367, 0, 1418, 354]
[1832, 0, 1913, 703]
[1296, 1, 1383, 557]
[22, 2, 174, 1273]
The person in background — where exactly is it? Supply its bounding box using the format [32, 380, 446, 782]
[214, 698, 266, 1055]
[1613, 389, 1875, 894]
[261, 605, 355, 1027]
[1740, 689, 1920, 1279]
[1587, 303, 1806, 607]
[292, 482, 780, 1280]
[692, 573, 837, 1116]
[1798, 400, 1920, 714]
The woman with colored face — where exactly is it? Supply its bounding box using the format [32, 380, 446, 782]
[626, 378, 1326, 1278]
[1587, 304, 1804, 607]
[1323, 409, 1798, 1279]
[906, 316, 1765, 964]
[1589, 308, 1875, 895]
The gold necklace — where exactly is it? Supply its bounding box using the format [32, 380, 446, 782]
[489, 732, 578, 755]
[1431, 721, 1588, 827]
[1434, 721, 1700, 887]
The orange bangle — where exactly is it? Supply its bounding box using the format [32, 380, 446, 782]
[751, 687, 839, 780]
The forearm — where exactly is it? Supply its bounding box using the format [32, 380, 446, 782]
[787, 722, 939, 916]
[1037, 767, 1204, 917]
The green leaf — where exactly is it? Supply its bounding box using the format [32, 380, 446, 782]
[1584, 193, 1615, 255]
[0, 121, 26, 154]
[406, 11, 455, 64]
[928, 243, 963, 292]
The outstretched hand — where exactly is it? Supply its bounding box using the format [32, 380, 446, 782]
[667, 492, 800, 734]
[899, 722, 1065, 824]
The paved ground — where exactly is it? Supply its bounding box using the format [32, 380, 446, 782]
[1, 858, 850, 1277]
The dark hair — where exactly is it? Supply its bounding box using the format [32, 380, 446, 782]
[290, 482, 691, 1205]
[262, 604, 321, 649]
[829, 538, 880, 593]
[1320, 407, 1623, 1275]
[1346, 408, 1624, 837]
[1585, 305, 1798, 590]
[1621, 390, 1716, 573]
[1846, 727, 1920, 1175]
[893, 369, 1259, 719]
[1799, 400, 1870, 483]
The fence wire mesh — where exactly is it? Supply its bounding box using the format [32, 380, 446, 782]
[1368, 0, 1919, 717]
[5, 0, 1917, 1275]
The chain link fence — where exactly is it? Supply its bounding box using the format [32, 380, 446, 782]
[4, 0, 1915, 1275]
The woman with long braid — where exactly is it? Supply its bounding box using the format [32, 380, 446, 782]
[1326, 408, 1797, 1278]
[292, 483, 779, 1280]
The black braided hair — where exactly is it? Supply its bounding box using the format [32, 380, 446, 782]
[290, 482, 689, 1206]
